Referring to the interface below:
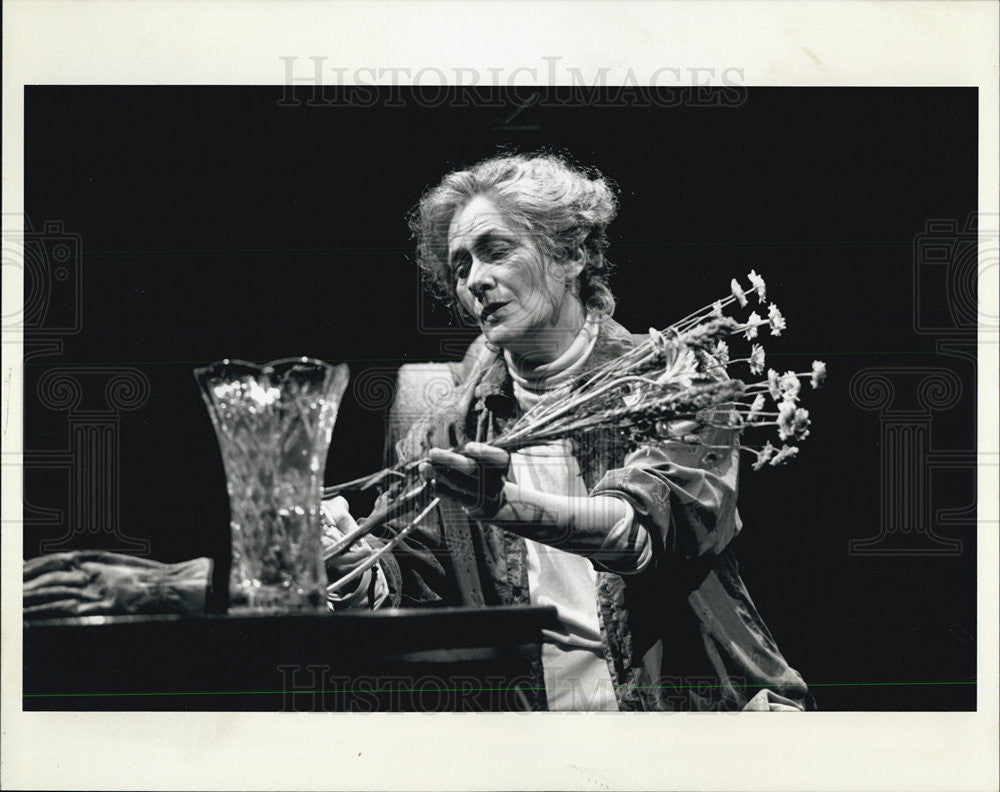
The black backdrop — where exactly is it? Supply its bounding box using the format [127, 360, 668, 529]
[23, 86, 978, 710]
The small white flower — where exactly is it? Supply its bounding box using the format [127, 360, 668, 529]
[792, 407, 811, 440]
[811, 360, 827, 390]
[715, 340, 730, 368]
[744, 311, 762, 340]
[768, 303, 786, 336]
[752, 441, 776, 471]
[712, 300, 724, 318]
[748, 393, 766, 421]
[767, 369, 781, 401]
[769, 444, 800, 466]
[749, 344, 765, 374]
[731, 279, 748, 307]
[747, 269, 766, 303]
[777, 400, 797, 440]
[779, 370, 801, 402]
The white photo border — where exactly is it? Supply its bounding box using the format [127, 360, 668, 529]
[2, 2, 998, 790]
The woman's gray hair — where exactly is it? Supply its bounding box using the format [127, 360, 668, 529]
[409, 152, 619, 321]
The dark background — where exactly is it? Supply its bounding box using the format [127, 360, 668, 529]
[24, 86, 978, 710]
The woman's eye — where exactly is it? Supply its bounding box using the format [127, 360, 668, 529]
[486, 245, 509, 261]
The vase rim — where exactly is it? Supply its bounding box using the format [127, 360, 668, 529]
[194, 356, 344, 378]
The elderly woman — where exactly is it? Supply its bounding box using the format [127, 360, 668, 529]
[324, 152, 811, 712]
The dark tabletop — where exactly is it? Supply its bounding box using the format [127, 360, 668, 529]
[23, 605, 558, 712]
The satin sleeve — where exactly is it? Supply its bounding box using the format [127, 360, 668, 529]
[585, 497, 654, 576]
[590, 428, 742, 566]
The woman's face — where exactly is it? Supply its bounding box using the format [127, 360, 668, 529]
[448, 195, 584, 360]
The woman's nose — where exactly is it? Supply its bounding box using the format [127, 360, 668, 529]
[466, 256, 495, 301]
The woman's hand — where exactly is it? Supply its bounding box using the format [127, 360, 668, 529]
[321, 496, 386, 608]
[416, 444, 649, 569]
[418, 442, 511, 519]
[321, 497, 368, 573]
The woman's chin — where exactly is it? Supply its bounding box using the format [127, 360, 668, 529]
[483, 332, 507, 352]
[481, 323, 514, 350]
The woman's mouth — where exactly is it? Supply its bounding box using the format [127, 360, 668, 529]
[480, 301, 509, 322]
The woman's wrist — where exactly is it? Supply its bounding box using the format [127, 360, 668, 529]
[487, 482, 633, 554]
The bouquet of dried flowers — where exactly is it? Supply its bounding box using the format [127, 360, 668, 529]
[512, 270, 824, 466]
[321, 271, 826, 591]
[328, 269, 825, 495]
